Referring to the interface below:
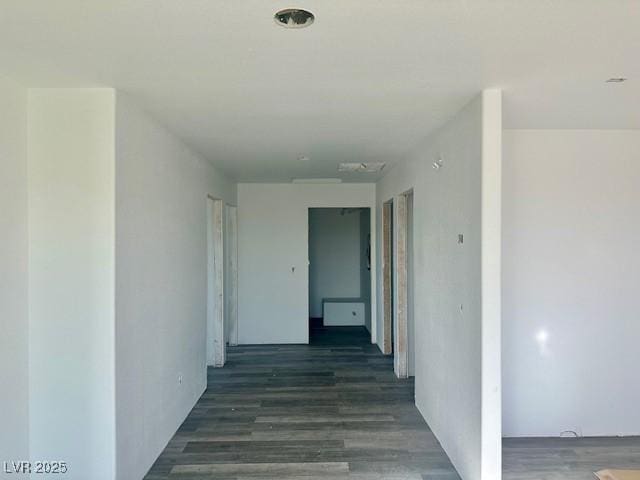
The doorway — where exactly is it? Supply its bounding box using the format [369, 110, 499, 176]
[308, 208, 371, 343]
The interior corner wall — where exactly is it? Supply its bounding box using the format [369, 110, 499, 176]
[308, 208, 362, 318]
[0, 77, 29, 467]
[375, 91, 502, 480]
[237, 183, 375, 345]
[114, 93, 237, 480]
[502, 129, 640, 437]
[27, 88, 116, 480]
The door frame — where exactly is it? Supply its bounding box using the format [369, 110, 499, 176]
[382, 193, 411, 378]
[207, 196, 225, 367]
[382, 200, 393, 356]
[225, 205, 238, 346]
[393, 194, 409, 379]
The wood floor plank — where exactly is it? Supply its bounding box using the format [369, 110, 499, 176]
[171, 461, 349, 475]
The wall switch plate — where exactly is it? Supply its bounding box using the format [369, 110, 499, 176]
[458, 234, 464, 244]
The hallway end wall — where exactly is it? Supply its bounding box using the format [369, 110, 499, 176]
[237, 184, 375, 345]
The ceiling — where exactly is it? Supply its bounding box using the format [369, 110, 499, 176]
[1, 1, 638, 182]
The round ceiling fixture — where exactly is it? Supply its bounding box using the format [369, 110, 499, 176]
[274, 9, 314, 28]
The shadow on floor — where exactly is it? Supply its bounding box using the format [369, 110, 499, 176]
[309, 322, 373, 347]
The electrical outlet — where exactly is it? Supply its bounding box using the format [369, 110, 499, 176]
[178, 374, 183, 385]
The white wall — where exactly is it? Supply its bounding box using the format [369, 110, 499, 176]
[308, 208, 363, 318]
[28, 89, 116, 479]
[114, 93, 236, 480]
[375, 91, 502, 480]
[0, 77, 29, 469]
[503, 130, 640, 437]
[237, 184, 375, 344]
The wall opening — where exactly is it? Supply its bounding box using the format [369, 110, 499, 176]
[308, 207, 371, 343]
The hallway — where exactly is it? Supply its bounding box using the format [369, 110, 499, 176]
[144, 326, 460, 479]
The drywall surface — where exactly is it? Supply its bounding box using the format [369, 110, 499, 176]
[28, 89, 116, 479]
[237, 184, 375, 344]
[503, 130, 640, 437]
[115, 93, 236, 480]
[375, 91, 502, 480]
[0, 77, 28, 468]
[308, 208, 363, 319]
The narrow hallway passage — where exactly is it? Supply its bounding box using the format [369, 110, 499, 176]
[144, 325, 460, 479]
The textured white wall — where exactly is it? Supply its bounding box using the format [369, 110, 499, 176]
[376, 91, 502, 480]
[308, 208, 362, 318]
[114, 93, 236, 480]
[237, 184, 375, 344]
[0, 77, 29, 469]
[28, 89, 116, 480]
[503, 130, 640, 437]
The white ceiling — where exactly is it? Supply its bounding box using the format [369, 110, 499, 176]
[1, 1, 638, 182]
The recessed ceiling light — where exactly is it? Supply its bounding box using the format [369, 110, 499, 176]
[606, 77, 627, 83]
[274, 9, 315, 28]
[338, 162, 386, 173]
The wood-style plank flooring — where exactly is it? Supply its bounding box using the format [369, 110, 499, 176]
[144, 326, 461, 479]
[503, 436, 640, 480]
[144, 325, 640, 479]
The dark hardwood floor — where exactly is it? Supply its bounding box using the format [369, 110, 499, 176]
[144, 325, 461, 479]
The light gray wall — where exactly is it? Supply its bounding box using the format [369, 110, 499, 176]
[0, 77, 29, 467]
[376, 91, 502, 480]
[237, 184, 375, 344]
[114, 93, 236, 480]
[503, 129, 640, 437]
[28, 88, 116, 479]
[308, 208, 362, 318]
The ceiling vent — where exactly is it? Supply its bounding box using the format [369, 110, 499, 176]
[292, 178, 342, 184]
[274, 9, 315, 28]
[338, 162, 386, 173]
